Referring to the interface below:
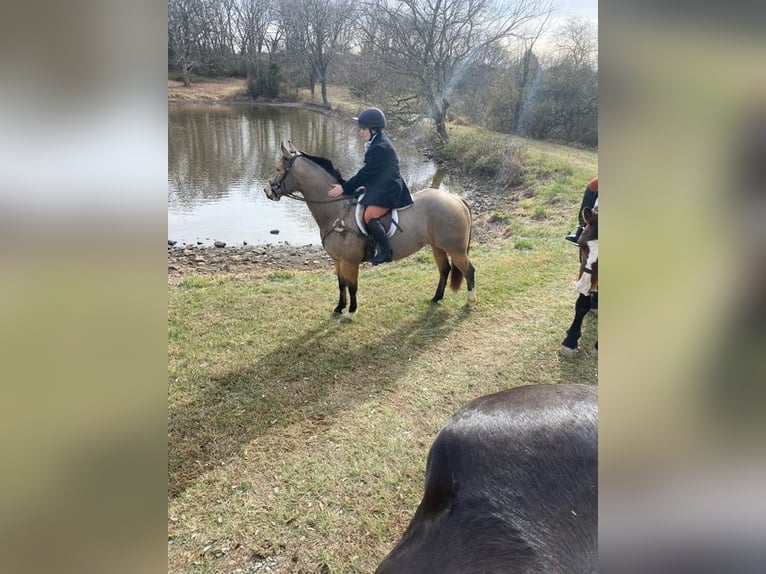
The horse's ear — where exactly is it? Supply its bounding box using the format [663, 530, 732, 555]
[582, 207, 594, 222]
[287, 141, 298, 153]
[280, 141, 291, 158]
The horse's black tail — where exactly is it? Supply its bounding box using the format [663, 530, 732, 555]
[449, 264, 464, 292]
[461, 197, 473, 254]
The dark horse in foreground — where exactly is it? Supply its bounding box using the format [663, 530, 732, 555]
[560, 206, 598, 357]
[376, 384, 598, 573]
[265, 142, 475, 321]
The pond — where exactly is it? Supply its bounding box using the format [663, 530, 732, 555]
[168, 104, 452, 247]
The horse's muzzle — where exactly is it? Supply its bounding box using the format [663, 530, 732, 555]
[265, 180, 281, 201]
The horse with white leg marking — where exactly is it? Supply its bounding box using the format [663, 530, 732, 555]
[560, 206, 598, 357]
[265, 142, 476, 321]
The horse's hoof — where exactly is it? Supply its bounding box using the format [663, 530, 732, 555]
[559, 345, 578, 358]
[339, 313, 354, 324]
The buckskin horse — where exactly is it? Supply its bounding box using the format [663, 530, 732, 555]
[265, 142, 475, 321]
[560, 206, 598, 357]
[375, 383, 598, 574]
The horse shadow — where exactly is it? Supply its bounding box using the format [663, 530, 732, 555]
[168, 304, 467, 497]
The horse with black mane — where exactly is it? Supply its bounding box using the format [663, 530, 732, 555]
[375, 383, 598, 573]
[560, 206, 598, 357]
[265, 142, 475, 321]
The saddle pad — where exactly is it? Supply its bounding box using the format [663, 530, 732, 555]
[355, 193, 399, 237]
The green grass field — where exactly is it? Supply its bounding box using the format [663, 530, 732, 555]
[168, 137, 598, 573]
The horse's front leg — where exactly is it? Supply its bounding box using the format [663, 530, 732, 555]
[333, 276, 347, 316]
[332, 261, 348, 317]
[560, 293, 592, 357]
[335, 260, 359, 323]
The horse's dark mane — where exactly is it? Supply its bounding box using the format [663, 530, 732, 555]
[299, 151, 345, 184]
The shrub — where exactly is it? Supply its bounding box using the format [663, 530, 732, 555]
[431, 127, 526, 188]
[247, 60, 280, 99]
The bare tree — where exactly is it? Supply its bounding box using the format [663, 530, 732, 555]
[279, 0, 357, 105]
[168, 0, 212, 86]
[235, 0, 277, 60]
[362, 0, 553, 139]
[555, 17, 597, 68]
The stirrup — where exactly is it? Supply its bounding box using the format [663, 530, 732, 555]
[565, 227, 583, 245]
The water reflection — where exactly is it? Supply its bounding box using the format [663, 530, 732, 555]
[168, 104, 449, 246]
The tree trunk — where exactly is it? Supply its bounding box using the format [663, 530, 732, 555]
[432, 99, 450, 141]
[308, 68, 316, 97]
[320, 66, 329, 106]
[435, 115, 448, 140]
[321, 80, 328, 106]
[181, 56, 191, 87]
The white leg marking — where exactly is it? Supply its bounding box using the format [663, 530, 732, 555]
[574, 239, 598, 295]
[340, 312, 354, 324]
[559, 345, 578, 358]
[574, 275, 592, 295]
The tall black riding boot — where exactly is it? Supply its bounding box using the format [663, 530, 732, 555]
[565, 226, 583, 246]
[367, 218, 392, 265]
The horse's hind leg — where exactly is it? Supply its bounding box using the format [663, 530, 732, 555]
[560, 293, 592, 357]
[430, 247, 451, 303]
[449, 252, 476, 303]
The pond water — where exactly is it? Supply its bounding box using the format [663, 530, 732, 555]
[168, 104, 451, 246]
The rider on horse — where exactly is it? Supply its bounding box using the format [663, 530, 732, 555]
[327, 107, 414, 265]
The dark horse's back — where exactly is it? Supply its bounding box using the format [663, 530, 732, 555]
[376, 384, 598, 574]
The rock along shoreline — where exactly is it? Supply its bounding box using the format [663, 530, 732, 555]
[168, 243, 333, 278]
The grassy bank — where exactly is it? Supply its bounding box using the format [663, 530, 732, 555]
[168, 123, 598, 573]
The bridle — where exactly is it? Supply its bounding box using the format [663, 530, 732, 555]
[268, 153, 301, 199]
[268, 152, 362, 204]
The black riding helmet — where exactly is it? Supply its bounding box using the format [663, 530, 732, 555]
[355, 107, 386, 129]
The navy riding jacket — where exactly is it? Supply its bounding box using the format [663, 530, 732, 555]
[341, 131, 414, 209]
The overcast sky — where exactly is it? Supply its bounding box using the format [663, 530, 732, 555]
[535, 0, 597, 55]
[555, 0, 598, 20]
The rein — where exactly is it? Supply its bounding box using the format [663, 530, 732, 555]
[270, 152, 367, 245]
[283, 190, 358, 204]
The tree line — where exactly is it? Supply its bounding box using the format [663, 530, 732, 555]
[168, 0, 597, 147]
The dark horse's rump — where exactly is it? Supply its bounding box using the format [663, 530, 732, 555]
[375, 384, 598, 574]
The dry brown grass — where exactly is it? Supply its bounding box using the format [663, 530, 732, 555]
[168, 78, 248, 102]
